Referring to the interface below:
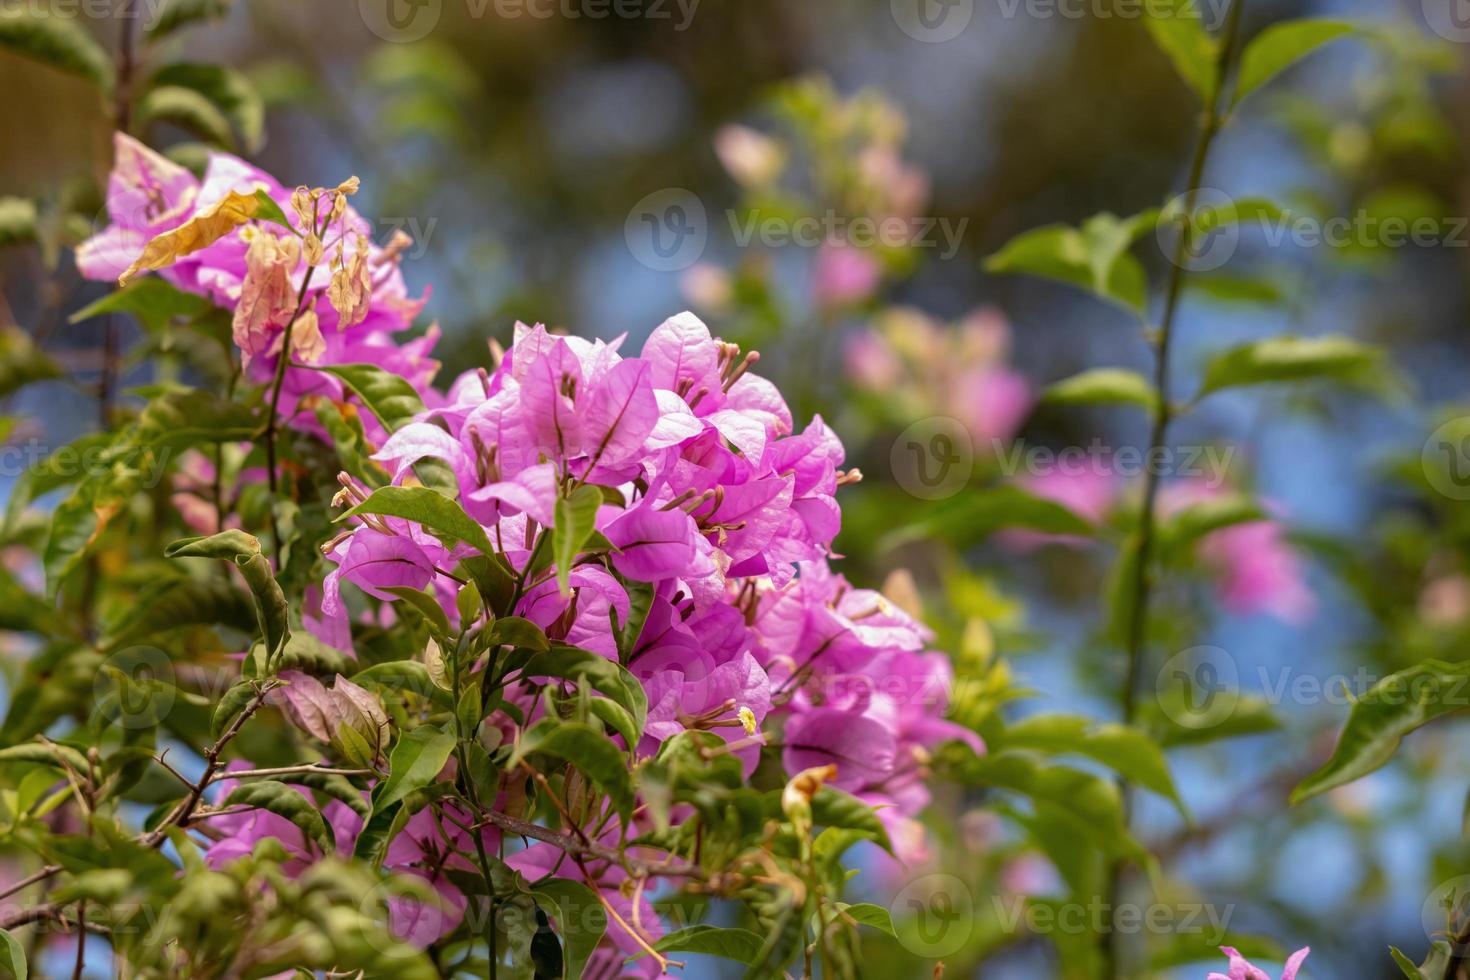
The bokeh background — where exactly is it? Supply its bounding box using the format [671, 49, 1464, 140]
[4, 0, 1470, 976]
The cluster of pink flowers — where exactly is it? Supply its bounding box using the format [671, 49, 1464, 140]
[330, 310, 982, 843]
[180, 308, 981, 968]
[845, 306, 1034, 449]
[73, 136, 986, 968]
[77, 133, 440, 441]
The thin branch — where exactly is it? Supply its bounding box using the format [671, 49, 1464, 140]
[140, 683, 279, 849]
[1104, 2, 1247, 976]
[206, 764, 373, 783]
[470, 808, 706, 881]
[0, 865, 62, 903]
[264, 268, 319, 566]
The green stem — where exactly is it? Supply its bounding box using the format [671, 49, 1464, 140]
[449, 628, 501, 979]
[1102, 2, 1246, 976]
[263, 268, 318, 566]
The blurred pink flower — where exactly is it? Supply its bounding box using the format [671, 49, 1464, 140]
[844, 330, 902, 390]
[1162, 481, 1315, 624]
[1003, 463, 1117, 551]
[951, 365, 1032, 446]
[846, 306, 1033, 449]
[814, 242, 882, 307]
[1208, 946, 1310, 980]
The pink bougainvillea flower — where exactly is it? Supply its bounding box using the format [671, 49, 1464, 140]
[308, 309, 987, 963]
[1003, 463, 1118, 551]
[1161, 480, 1315, 624]
[77, 133, 438, 440]
[1207, 946, 1310, 980]
[846, 306, 1033, 449]
[813, 241, 882, 307]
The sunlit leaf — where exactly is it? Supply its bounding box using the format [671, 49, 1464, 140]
[1293, 660, 1470, 803]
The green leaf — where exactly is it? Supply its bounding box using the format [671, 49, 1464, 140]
[1140, 0, 1218, 102]
[0, 741, 89, 773]
[1292, 660, 1470, 803]
[149, 62, 264, 153]
[553, 485, 603, 597]
[137, 85, 235, 149]
[837, 903, 895, 936]
[1234, 20, 1358, 107]
[249, 188, 294, 231]
[512, 721, 635, 818]
[135, 388, 262, 447]
[375, 726, 455, 813]
[0, 10, 112, 90]
[519, 645, 647, 739]
[69, 277, 214, 331]
[811, 787, 892, 854]
[1187, 271, 1286, 307]
[1000, 714, 1188, 818]
[353, 783, 452, 865]
[317, 363, 428, 433]
[650, 925, 765, 963]
[533, 879, 606, 979]
[42, 481, 108, 597]
[945, 747, 1146, 861]
[223, 779, 333, 852]
[0, 927, 26, 980]
[383, 586, 452, 638]
[211, 679, 260, 739]
[165, 530, 289, 661]
[0, 328, 62, 399]
[985, 212, 1154, 316]
[616, 578, 654, 660]
[350, 661, 452, 709]
[1388, 943, 1453, 979]
[1157, 494, 1265, 552]
[1041, 368, 1157, 411]
[0, 197, 37, 247]
[340, 485, 493, 556]
[268, 632, 353, 677]
[1390, 946, 1426, 979]
[1143, 693, 1280, 748]
[587, 697, 639, 749]
[1197, 335, 1387, 397]
[101, 576, 255, 652]
[145, 0, 234, 40]
[886, 485, 1094, 551]
[487, 616, 550, 653]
